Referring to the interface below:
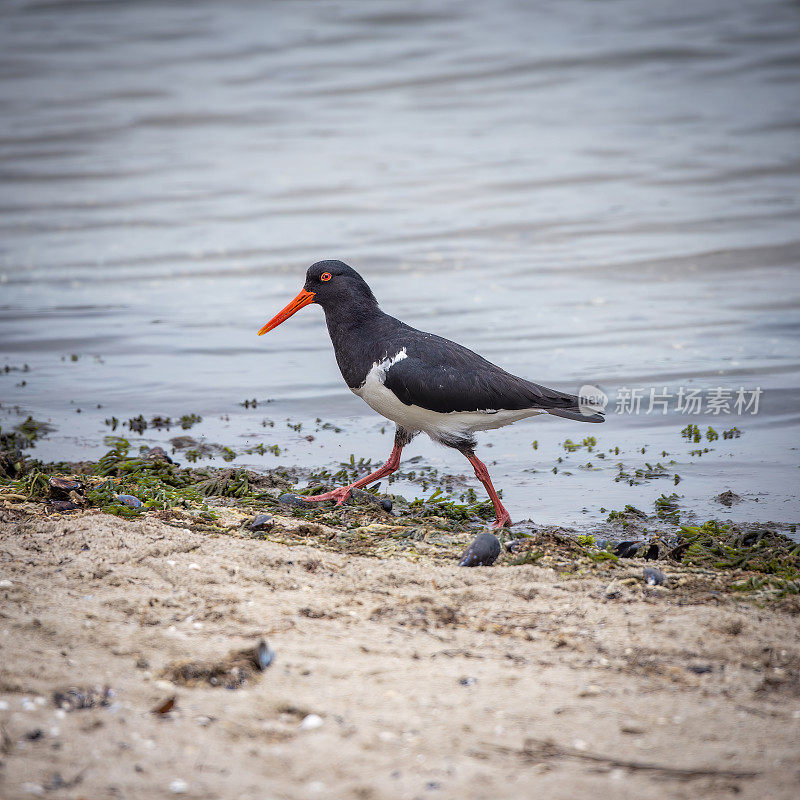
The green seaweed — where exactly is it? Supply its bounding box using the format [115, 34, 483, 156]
[678, 521, 800, 590]
[655, 492, 680, 524]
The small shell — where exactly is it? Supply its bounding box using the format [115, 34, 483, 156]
[458, 532, 501, 567]
[613, 541, 642, 559]
[254, 639, 275, 671]
[116, 494, 143, 508]
[48, 477, 84, 499]
[643, 567, 667, 586]
[278, 493, 309, 507]
[249, 514, 273, 532]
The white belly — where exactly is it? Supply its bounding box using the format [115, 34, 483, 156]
[352, 351, 544, 439]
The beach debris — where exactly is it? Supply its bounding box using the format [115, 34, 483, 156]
[613, 541, 642, 558]
[47, 476, 84, 499]
[162, 639, 275, 689]
[249, 513, 273, 532]
[52, 685, 113, 712]
[643, 567, 667, 586]
[505, 536, 533, 553]
[458, 532, 501, 567]
[487, 737, 759, 780]
[349, 488, 393, 511]
[715, 490, 742, 507]
[127, 415, 147, 434]
[148, 416, 171, 431]
[604, 577, 638, 599]
[299, 713, 323, 730]
[643, 542, 662, 560]
[116, 494, 143, 508]
[255, 639, 276, 671]
[604, 580, 624, 599]
[279, 493, 311, 507]
[152, 695, 176, 715]
[43, 770, 85, 792]
[459, 677, 477, 686]
[687, 664, 713, 675]
[146, 446, 173, 463]
[169, 778, 188, 794]
[45, 500, 81, 514]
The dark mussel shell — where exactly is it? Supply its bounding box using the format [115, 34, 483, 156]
[458, 532, 501, 567]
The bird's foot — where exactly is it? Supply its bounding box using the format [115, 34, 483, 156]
[302, 486, 353, 506]
[489, 510, 513, 529]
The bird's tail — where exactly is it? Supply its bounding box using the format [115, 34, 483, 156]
[547, 408, 604, 423]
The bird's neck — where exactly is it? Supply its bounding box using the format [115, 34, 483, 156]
[322, 300, 395, 389]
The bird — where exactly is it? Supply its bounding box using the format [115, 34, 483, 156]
[258, 260, 603, 528]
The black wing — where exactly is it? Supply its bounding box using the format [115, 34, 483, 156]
[383, 333, 603, 422]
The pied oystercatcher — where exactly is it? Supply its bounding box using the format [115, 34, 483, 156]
[258, 260, 603, 528]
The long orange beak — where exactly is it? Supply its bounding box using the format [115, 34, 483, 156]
[257, 288, 316, 335]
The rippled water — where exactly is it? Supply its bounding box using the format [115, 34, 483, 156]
[1, 0, 799, 528]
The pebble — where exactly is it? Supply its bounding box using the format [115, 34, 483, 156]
[187, 563, 200, 570]
[249, 513, 274, 532]
[458, 532, 501, 567]
[620, 722, 646, 735]
[578, 685, 602, 698]
[458, 677, 477, 686]
[380, 498, 393, 512]
[169, 779, 188, 794]
[299, 713, 324, 730]
[0, 579, 12, 588]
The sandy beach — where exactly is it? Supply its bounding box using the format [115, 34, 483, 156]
[1, 503, 798, 799]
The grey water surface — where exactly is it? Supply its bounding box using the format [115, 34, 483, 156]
[1, 0, 799, 528]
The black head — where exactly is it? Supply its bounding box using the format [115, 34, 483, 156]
[303, 260, 378, 310]
[258, 259, 378, 335]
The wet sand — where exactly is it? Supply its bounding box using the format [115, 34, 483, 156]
[1, 507, 798, 799]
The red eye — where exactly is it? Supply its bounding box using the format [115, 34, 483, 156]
[320, 272, 332, 282]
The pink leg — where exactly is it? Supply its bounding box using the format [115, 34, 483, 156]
[303, 439, 405, 506]
[465, 452, 512, 529]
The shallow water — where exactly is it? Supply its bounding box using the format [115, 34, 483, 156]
[1, 0, 799, 529]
